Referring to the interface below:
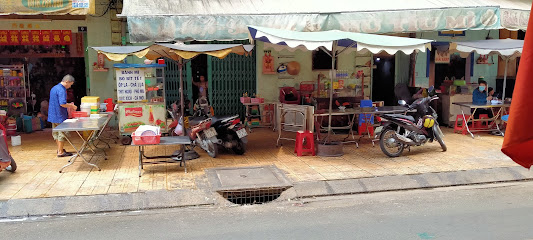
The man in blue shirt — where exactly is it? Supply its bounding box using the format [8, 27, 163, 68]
[48, 75, 77, 157]
[471, 80, 493, 119]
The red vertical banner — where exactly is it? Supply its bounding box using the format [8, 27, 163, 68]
[20, 30, 31, 45]
[41, 30, 51, 45]
[61, 30, 72, 45]
[0, 30, 8, 45]
[51, 30, 62, 45]
[30, 30, 41, 45]
[8, 30, 20, 45]
[76, 33, 84, 55]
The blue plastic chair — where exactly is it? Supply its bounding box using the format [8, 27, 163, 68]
[358, 100, 374, 126]
[502, 115, 509, 122]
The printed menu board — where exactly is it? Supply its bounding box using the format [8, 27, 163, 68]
[116, 68, 146, 102]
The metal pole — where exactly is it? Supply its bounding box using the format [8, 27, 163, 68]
[502, 57, 509, 100]
[327, 41, 338, 139]
[179, 59, 185, 136]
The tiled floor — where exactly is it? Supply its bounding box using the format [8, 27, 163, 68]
[0, 126, 515, 200]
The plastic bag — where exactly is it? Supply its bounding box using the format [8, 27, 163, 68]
[174, 117, 184, 136]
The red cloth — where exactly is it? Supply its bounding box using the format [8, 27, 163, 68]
[501, 4, 533, 169]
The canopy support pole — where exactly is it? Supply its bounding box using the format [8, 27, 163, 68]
[502, 57, 509, 101]
[326, 41, 338, 141]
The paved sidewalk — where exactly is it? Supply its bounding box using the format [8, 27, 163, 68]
[0, 127, 516, 202]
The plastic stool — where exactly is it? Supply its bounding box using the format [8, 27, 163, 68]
[358, 123, 374, 136]
[453, 114, 470, 134]
[295, 131, 315, 156]
[474, 114, 490, 129]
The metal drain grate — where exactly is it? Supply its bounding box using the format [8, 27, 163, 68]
[219, 187, 287, 205]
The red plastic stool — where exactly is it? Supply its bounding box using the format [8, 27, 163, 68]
[474, 114, 490, 129]
[453, 114, 470, 134]
[358, 123, 374, 136]
[295, 131, 315, 156]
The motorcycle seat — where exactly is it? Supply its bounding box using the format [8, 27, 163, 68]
[188, 116, 209, 126]
[384, 114, 415, 123]
[211, 115, 239, 124]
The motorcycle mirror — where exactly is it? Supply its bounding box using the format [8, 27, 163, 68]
[398, 100, 407, 106]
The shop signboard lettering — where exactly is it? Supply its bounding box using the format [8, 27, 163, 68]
[116, 68, 146, 103]
[0, 0, 94, 15]
[61, 30, 72, 45]
[30, 30, 41, 44]
[51, 30, 62, 45]
[0, 30, 8, 45]
[8, 30, 20, 45]
[20, 30, 31, 45]
[0, 29, 71, 45]
[41, 30, 51, 45]
[124, 107, 143, 117]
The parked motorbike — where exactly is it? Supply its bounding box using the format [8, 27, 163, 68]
[186, 97, 248, 158]
[0, 123, 16, 173]
[375, 94, 447, 157]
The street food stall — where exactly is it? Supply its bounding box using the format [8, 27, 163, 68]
[114, 63, 168, 145]
[92, 44, 254, 176]
[448, 39, 523, 138]
[247, 26, 434, 155]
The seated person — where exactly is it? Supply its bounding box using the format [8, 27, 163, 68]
[472, 80, 494, 119]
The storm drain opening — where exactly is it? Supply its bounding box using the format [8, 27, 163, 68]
[219, 187, 288, 205]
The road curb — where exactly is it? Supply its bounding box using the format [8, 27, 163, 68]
[0, 189, 215, 219]
[2, 166, 531, 218]
[292, 166, 533, 198]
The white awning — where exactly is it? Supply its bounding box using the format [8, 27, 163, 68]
[121, 0, 530, 42]
[450, 39, 524, 58]
[248, 26, 433, 55]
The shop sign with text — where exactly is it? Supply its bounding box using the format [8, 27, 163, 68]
[0, 30, 71, 45]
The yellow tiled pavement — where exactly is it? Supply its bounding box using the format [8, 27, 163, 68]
[0, 127, 516, 200]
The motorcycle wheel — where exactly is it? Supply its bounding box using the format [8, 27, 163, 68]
[379, 128, 404, 157]
[204, 140, 218, 158]
[232, 139, 246, 155]
[433, 125, 447, 152]
[6, 159, 16, 172]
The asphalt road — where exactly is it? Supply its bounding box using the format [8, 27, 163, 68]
[3, 182, 533, 240]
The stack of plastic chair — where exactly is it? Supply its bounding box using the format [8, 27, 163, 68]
[294, 131, 315, 156]
[358, 100, 374, 136]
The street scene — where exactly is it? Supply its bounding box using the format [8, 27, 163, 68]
[1, 0, 533, 239]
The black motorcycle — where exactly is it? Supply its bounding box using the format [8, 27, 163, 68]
[376, 95, 447, 157]
[187, 97, 248, 157]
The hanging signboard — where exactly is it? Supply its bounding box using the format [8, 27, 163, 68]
[0, 30, 8, 45]
[0, 0, 95, 15]
[116, 68, 146, 103]
[41, 30, 51, 45]
[61, 30, 72, 45]
[435, 50, 451, 64]
[0, 29, 70, 45]
[8, 30, 20, 45]
[30, 30, 41, 45]
[20, 30, 31, 45]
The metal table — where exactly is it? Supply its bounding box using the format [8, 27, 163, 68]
[131, 136, 192, 177]
[53, 116, 110, 173]
[452, 102, 511, 138]
[314, 106, 412, 146]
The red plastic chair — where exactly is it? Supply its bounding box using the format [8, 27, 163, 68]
[294, 131, 315, 156]
[453, 114, 470, 135]
[279, 87, 300, 104]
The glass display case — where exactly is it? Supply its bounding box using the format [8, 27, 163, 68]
[0, 65, 27, 115]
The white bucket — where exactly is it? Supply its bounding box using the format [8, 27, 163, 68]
[11, 135, 21, 146]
